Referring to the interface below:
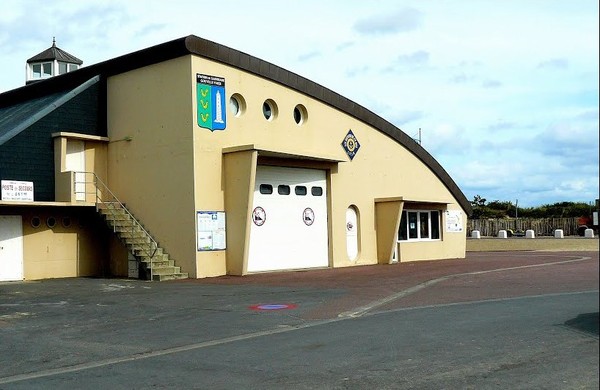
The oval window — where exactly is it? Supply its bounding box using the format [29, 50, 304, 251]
[229, 94, 246, 117]
[293, 104, 308, 125]
[263, 99, 278, 121]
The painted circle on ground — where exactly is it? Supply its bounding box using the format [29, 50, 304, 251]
[249, 303, 298, 311]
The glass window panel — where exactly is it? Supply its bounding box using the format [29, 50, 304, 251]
[259, 184, 273, 194]
[277, 185, 290, 195]
[398, 211, 408, 240]
[43, 63, 52, 76]
[408, 212, 418, 239]
[263, 102, 272, 119]
[431, 211, 440, 239]
[32, 64, 41, 78]
[419, 212, 429, 239]
[295, 186, 307, 196]
[59, 62, 68, 74]
[311, 187, 323, 196]
[69, 64, 78, 72]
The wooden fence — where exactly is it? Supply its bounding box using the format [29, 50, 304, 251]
[467, 217, 584, 237]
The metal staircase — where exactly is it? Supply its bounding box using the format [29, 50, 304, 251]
[78, 172, 188, 281]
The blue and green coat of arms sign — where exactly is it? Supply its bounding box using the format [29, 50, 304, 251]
[196, 74, 226, 131]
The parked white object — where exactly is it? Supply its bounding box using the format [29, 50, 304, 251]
[497, 230, 507, 238]
[471, 230, 481, 239]
[525, 230, 535, 238]
[554, 229, 564, 239]
[584, 229, 594, 238]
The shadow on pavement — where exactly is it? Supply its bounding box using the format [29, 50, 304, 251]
[564, 312, 599, 336]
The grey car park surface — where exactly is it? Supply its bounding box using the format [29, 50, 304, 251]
[1, 250, 598, 389]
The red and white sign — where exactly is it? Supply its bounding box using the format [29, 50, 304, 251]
[1, 180, 34, 202]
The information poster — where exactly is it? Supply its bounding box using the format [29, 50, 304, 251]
[445, 210, 464, 233]
[1, 180, 34, 201]
[197, 211, 226, 251]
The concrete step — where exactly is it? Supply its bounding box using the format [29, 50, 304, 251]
[126, 243, 158, 254]
[97, 202, 123, 209]
[142, 259, 174, 268]
[119, 230, 149, 239]
[99, 208, 130, 218]
[113, 225, 144, 233]
[105, 218, 135, 227]
[139, 253, 170, 263]
[152, 273, 189, 282]
[121, 236, 152, 245]
[150, 266, 181, 275]
[135, 247, 164, 257]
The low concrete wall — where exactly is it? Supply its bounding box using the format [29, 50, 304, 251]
[467, 237, 599, 252]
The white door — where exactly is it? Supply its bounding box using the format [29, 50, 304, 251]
[0, 216, 24, 281]
[66, 140, 85, 201]
[346, 206, 359, 261]
[247, 166, 328, 272]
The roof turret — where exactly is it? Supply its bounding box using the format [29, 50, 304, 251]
[27, 38, 83, 65]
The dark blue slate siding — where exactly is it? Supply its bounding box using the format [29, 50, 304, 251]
[0, 83, 102, 201]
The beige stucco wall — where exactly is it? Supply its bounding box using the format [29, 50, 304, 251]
[0, 207, 118, 280]
[104, 54, 467, 278]
[189, 56, 467, 273]
[106, 56, 198, 277]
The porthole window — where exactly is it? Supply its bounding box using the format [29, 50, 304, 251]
[62, 216, 72, 228]
[46, 217, 57, 228]
[277, 184, 290, 195]
[31, 216, 41, 228]
[293, 104, 308, 125]
[259, 184, 273, 194]
[229, 93, 246, 117]
[263, 99, 278, 121]
[295, 186, 307, 196]
[311, 187, 323, 196]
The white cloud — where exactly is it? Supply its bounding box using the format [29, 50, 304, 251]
[353, 7, 423, 35]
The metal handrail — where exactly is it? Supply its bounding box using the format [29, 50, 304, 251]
[73, 171, 158, 280]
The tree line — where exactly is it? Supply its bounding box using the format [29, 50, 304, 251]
[470, 195, 597, 220]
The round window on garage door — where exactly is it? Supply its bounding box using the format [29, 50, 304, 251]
[346, 206, 360, 261]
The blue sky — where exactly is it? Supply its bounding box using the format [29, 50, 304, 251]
[1, 0, 598, 207]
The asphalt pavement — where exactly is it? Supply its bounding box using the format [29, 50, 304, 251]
[0, 250, 598, 389]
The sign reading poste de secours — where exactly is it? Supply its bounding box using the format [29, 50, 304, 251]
[1, 180, 34, 201]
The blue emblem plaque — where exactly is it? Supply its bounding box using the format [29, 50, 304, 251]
[341, 130, 360, 160]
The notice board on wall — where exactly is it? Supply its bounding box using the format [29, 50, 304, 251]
[196, 211, 226, 251]
[1, 180, 34, 201]
[445, 210, 464, 233]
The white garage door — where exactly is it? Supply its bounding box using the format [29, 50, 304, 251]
[0, 215, 24, 281]
[247, 166, 328, 273]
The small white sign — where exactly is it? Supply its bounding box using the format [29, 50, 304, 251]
[445, 210, 463, 233]
[1, 180, 34, 202]
[197, 211, 226, 251]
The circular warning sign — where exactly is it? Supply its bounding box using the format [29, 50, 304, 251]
[252, 206, 266, 226]
[303, 207, 315, 226]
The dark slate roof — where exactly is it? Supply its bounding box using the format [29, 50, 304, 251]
[27, 40, 83, 65]
[0, 76, 99, 146]
[0, 35, 472, 214]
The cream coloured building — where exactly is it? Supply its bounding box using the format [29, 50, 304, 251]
[0, 35, 471, 281]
